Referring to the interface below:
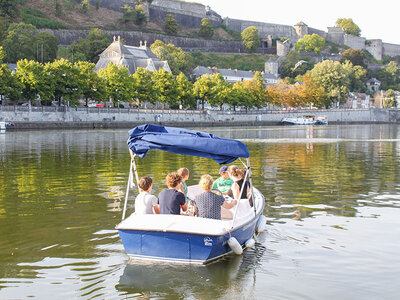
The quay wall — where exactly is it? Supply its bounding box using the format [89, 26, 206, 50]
[1, 107, 399, 130]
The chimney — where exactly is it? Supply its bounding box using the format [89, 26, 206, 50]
[118, 36, 120, 42]
[144, 40, 147, 47]
[113, 36, 116, 42]
[140, 41, 142, 47]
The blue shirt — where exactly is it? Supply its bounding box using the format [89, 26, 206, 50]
[158, 189, 186, 215]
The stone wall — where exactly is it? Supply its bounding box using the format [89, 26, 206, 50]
[308, 27, 327, 39]
[344, 34, 366, 50]
[41, 29, 243, 53]
[383, 43, 400, 58]
[366, 39, 383, 61]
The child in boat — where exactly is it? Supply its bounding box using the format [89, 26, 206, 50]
[212, 166, 234, 194]
[158, 172, 188, 215]
[135, 177, 160, 214]
[177, 167, 190, 201]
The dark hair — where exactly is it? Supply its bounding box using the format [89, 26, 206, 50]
[139, 176, 152, 191]
[166, 172, 182, 188]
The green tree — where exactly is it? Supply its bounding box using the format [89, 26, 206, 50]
[0, 47, 21, 103]
[44, 59, 80, 105]
[194, 73, 227, 110]
[229, 81, 252, 110]
[150, 40, 193, 75]
[164, 14, 179, 35]
[340, 49, 367, 67]
[120, 4, 134, 23]
[279, 50, 314, 79]
[152, 69, 178, 108]
[0, 14, 6, 42]
[2, 23, 37, 62]
[295, 34, 325, 54]
[98, 63, 133, 105]
[133, 5, 147, 26]
[175, 72, 195, 108]
[15, 59, 54, 104]
[199, 18, 214, 39]
[336, 18, 361, 36]
[131, 67, 156, 107]
[35, 32, 59, 62]
[243, 71, 267, 108]
[307, 60, 352, 106]
[342, 61, 367, 93]
[95, 0, 100, 10]
[375, 61, 399, 90]
[241, 26, 260, 53]
[385, 89, 396, 108]
[69, 28, 110, 63]
[74, 61, 105, 106]
[80, 0, 90, 13]
[0, 0, 19, 18]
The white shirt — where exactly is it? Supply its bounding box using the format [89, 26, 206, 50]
[135, 191, 158, 214]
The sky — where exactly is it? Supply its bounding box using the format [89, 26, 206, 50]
[194, 0, 400, 45]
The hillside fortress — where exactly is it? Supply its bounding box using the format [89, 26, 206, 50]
[91, 0, 400, 60]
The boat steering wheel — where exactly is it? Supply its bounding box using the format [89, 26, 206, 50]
[212, 188, 223, 196]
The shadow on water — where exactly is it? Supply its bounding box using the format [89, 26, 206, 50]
[116, 240, 267, 299]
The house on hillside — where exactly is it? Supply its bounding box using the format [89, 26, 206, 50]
[95, 36, 171, 74]
[367, 78, 381, 93]
[373, 90, 400, 108]
[191, 66, 278, 86]
[344, 92, 371, 109]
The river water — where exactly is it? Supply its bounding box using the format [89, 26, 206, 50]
[0, 125, 400, 299]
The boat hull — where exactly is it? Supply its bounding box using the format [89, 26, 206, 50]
[118, 211, 262, 264]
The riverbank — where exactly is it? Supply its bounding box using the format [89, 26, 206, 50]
[1, 106, 399, 130]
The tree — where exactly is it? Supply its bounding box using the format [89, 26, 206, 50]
[164, 14, 179, 35]
[385, 89, 396, 108]
[74, 61, 105, 106]
[194, 73, 227, 110]
[152, 69, 178, 108]
[307, 60, 352, 106]
[0, 47, 21, 103]
[120, 4, 134, 23]
[133, 5, 147, 26]
[295, 34, 325, 54]
[241, 26, 260, 53]
[336, 18, 361, 36]
[15, 59, 54, 104]
[2, 23, 37, 62]
[342, 61, 368, 93]
[98, 63, 133, 105]
[242, 72, 267, 108]
[44, 59, 80, 105]
[34, 32, 59, 63]
[150, 40, 193, 75]
[80, 0, 90, 13]
[279, 50, 314, 79]
[0, 0, 19, 18]
[175, 73, 195, 108]
[199, 18, 214, 39]
[296, 74, 328, 108]
[340, 49, 367, 67]
[131, 67, 156, 107]
[229, 81, 252, 110]
[69, 28, 110, 63]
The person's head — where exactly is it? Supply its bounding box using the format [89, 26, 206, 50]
[228, 165, 242, 179]
[139, 176, 152, 192]
[199, 174, 213, 192]
[177, 167, 189, 182]
[239, 168, 247, 179]
[166, 172, 182, 189]
[219, 166, 229, 179]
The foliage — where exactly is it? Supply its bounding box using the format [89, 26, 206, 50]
[242, 72, 267, 108]
[229, 81, 253, 110]
[175, 73, 195, 108]
[15, 59, 53, 103]
[295, 34, 325, 54]
[307, 60, 352, 106]
[295, 74, 328, 108]
[150, 40, 193, 75]
[80, 0, 90, 14]
[279, 50, 314, 79]
[131, 67, 156, 106]
[241, 26, 260, 53]
[0, 47, 22, 101]
[21, 8, 66, 29]
[120, 4, 134, 24]
[44, 59, 81, 105]
[35, 32, 60, 62]
[55, 0, 62, 17]
[133, 5, 147, 26]
[164, 14, 179, 35]
[69, 28, 110, 63]
[343, 62, 368, 93]
[336, 18, 361, 36]
[384, 89, 397, 108]
[95, 0, 100, 10]
[152, 69, 179, 108]
[98, 62, 134, 105]
[341, 49, 367, 67]
[199, 18, 214, 39]
[374, 61, 400, 90]
[2, 23, 38, 63]
[74, 61, 105, 105]
[219, 24, 241, 41]
[193, 73, 228, 110]
[0, 0, 19, 18]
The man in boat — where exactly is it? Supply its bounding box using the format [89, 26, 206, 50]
[158, 172, 188, 215]
[134, 177, 160, 214]
[212, 166, 234, 194]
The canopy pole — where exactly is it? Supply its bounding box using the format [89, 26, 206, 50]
[231, 164, 250, 230]
[122, 151, 140, 221]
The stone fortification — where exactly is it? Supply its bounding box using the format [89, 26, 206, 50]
[344, 34, 366, 50]
[41, 29, 243, 53]
[382, 43, 400, 58]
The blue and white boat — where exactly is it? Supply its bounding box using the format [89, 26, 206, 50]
[116, 124, 266, 264]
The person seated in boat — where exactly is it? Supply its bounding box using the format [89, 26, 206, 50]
[194, 174, 237, 220]
[227, 165, 253, 207]
[134, 176, 160, 214]
[158, 172, 188, 215]
[212, 166, 234, 194]
[177, 167, 190, 201]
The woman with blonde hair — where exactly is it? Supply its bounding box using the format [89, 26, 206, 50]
[194, 174, 237, 220]
[227, 165, 253, 206]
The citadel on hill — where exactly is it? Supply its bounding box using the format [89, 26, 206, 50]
[88, 0, 400, 61]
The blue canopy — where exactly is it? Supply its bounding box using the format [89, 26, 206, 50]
[127, 124, 249, 165]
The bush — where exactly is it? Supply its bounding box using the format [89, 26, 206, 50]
[22, 8, 67, 29]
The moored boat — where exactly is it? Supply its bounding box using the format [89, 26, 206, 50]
[281, 115, 328, 125]
[116, 124, 266, 264]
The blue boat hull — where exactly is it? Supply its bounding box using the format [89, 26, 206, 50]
[118, 214, 261, 264]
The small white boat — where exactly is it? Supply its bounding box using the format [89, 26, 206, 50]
[116, 124, 267, 264]
[0, 121, 14, 131]
[281, 115, 328, 125]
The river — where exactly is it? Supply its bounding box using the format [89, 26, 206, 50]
[0, 125, 399, 299]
